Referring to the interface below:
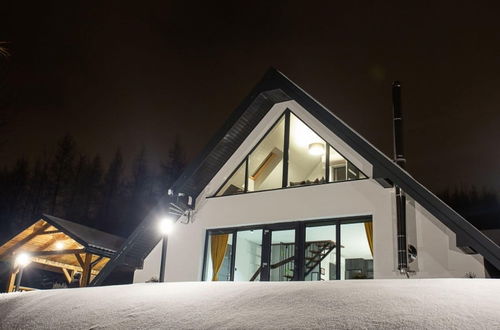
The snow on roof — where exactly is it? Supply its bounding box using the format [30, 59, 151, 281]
[1, 279, 500, 329]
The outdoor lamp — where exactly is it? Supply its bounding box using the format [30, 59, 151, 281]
[15, 253, 31, 267]
[159, 217, 175, 235]
[14, 253, 31, 291]
[158, 216, 175, 282]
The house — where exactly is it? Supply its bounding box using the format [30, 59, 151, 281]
[0, 214, 137, 291]
[93, 69, 500, 285]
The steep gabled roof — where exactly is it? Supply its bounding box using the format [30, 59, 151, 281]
[92, 68, 500, 285]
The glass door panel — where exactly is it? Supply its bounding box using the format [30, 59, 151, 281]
[270, 229, 296, 281]
[234, 230, 263, 281]
[305, 225, 337, 281]
[203, 233, 233, 281]
[340, 222, 374, 279]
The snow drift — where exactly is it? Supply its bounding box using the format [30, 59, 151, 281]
[1, 279, 500, 329]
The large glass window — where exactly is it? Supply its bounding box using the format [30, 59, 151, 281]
[214, 110, 367, 196]
[247, 117, 285, 192]
[203, 233, 233, 281]
[288, 114, 326, 187]
[216, 162, 246, 196]
[234, 230, 262, 281]
[203, 219, 373, 282]
[305, 225, 337, 281]
[340, 222, 373, 279]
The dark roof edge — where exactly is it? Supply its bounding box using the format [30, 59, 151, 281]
[170, 68, 284, 193]
[41, 214, 90, 250]
[41, 214, 120, 258]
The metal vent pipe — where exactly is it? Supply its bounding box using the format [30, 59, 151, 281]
[392, 81, 408, 274]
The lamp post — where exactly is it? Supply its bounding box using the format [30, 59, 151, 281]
[14, 253, 31, 292]
[158, 217, 174, 282]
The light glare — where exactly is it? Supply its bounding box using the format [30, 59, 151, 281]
[159, 217, 175, 235]
[15, 253, 31, 267]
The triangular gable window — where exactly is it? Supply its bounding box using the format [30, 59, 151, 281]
[215, 111, 366, 196]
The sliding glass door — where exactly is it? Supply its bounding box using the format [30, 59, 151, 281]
[304, 224, 338, 281]
[202, 217, 373, 282]
[265, 228, 297, 281]
[234, 230, 263, 281]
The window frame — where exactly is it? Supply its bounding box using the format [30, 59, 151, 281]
[201, 215, 373, 281]
[213, 109, 368, 198]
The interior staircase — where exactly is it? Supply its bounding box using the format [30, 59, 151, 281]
[304, 240, 337, 278]
[249, 240, 337, 281]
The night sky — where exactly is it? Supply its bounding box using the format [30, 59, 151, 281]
[1, 1, 500, 194]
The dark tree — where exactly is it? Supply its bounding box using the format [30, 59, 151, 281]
[98, 149, 124, 233]
[49, 134, 76, 215]
[439, 185, 500, 229]
[27, 155, 50, 220]
[160, 136, 186, 192]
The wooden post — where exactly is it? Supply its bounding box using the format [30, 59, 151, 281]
[62, 268, 73, 284]
[6, 267, 19, 293]
[80, 253, 93, 287]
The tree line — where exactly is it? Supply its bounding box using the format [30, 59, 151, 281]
[439, 186, 500, 230]
[1, 133, 499, 244]
[0, 134, 185, 240]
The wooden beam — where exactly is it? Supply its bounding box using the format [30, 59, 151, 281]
[75, 253, 84, 268]
[36, 233, 67, 251]
[6, 268, 19, 293]
[37, 230, 61, 235]
[90, 256, 103, 268]
[30, 249, 86, 257]
[80, 253, 93, 287]
[62, 268, 72, 284]
[31, 257, 98, 276]
[0, 223, 51, 260]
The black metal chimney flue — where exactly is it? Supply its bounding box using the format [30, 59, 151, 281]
[392, 81, 408, 275]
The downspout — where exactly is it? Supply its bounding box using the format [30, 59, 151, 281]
[392, 81, 409, 276]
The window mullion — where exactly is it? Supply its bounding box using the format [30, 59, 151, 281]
[282, 110, 291, 188]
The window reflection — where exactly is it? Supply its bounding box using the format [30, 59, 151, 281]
[247, 117, 285, 192]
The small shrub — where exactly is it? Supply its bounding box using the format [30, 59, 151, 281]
[464, 272, 477, 278]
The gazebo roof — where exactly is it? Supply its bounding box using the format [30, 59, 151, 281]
[0, 215, 126, 291]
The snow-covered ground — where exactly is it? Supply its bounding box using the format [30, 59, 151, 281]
[1, 279, 500, 329]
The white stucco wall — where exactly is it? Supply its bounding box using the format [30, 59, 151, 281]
[133, 100, 485, 283]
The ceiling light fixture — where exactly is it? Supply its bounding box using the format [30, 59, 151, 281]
[308, 142, 325, 156]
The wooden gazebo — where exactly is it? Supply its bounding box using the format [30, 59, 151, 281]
[0, 214, 125, 292]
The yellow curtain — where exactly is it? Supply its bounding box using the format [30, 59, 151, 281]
[364, 222, 374, 257]
[210, 234, 229, 281]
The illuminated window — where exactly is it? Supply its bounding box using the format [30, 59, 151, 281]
[247, 117, 285, 192]
[214, 111, 367, 196]
[288, 113, 326, 187]
[216, 161, 246, 196]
